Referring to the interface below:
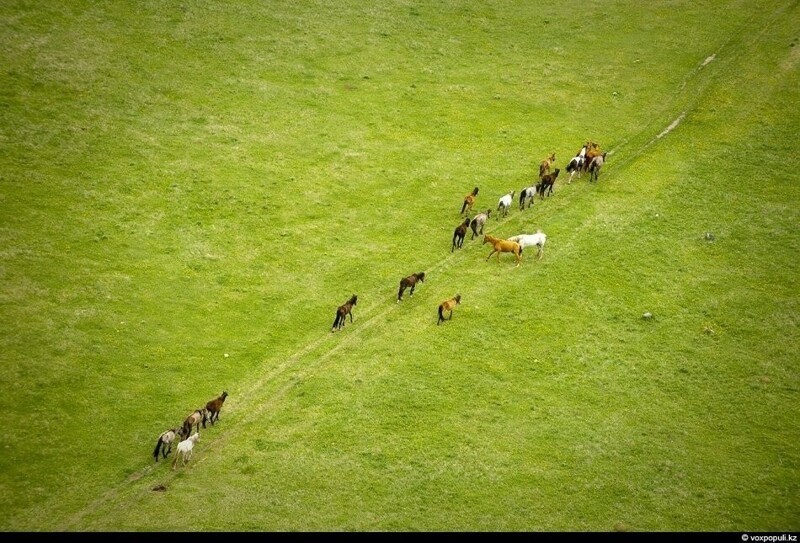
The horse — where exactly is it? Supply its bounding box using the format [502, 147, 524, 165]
[461, 187, 479, 215]
[332, 294, 357, 332]
[152, 427, 185, 462]
[437, 294, 461, 325]
[470, 209, 491, 239]
[519, 186, 537, 210]
[566, 145, 587, 184]
[582, 142, 601, 174]
[537, 168, 560, 198]
[483, 234, 522, 267]
[497, 190, 515, 219]
[452, 217, 471, 252]
[539, 152, 556, 179]
[398, 272, 425, 302]
[172, 432, 200, 471]
[588, 152, 607, 182]
[205, 391, 228, 425]
[182, 408, 208, 437]
[507, 230, 547, 260]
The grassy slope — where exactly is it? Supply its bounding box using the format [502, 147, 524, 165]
[0, 0, 797, 531]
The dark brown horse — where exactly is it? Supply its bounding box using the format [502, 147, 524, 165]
[461, 187, 479, 215]
[398, 272, 425, 302]
[205, 391, 228, 425]
[452, 217, 471, 252]
[437, 294, 461, 325]
[332, 294, 358, 332]
[537, 168, 560, 199]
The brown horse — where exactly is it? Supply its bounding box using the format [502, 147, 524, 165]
[483, 234, 522, 267]
[332, 294, 358, 332]
[182, 408, 208, 438]
[461, 187, 479, 215]
[437, 294, 461, 325]
[582, 142, 601, 174]
[398, 272, 425, 302]
[452, 217, 471, 252]
[205, 391, 228, 425]
[539, 152, 556, 179]
[537, 168, 560, 198]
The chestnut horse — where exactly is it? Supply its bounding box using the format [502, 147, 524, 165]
[461, 187, 479, 215]
[332, 294, 358, 332]
[483, 234, 522, 267]
[581, 142, 601, 174]
[539, 152, 556, 179]
[398, 272, 425, 302]
[437, 294, 462, 325]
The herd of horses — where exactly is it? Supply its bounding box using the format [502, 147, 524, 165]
[152, 390, 228, 469]
[153, 141, 607, 469]
[329, 141, 605, 333]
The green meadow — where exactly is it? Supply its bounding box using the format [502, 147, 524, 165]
[1, 0, 798, 532]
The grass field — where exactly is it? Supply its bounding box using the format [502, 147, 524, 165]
[1, 0, 798, 532]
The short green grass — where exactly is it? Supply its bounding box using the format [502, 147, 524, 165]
[0, 0, 798, 532]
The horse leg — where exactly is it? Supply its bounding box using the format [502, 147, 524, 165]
[410, 284, 415, 297]
[486, 249, 496, 261]
[349, 311, 354, 324]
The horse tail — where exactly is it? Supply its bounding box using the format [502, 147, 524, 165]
[153, 436, 163, 461]
[460, 199, 467, 214]
[437, 304, 444, 325]
[332, 312, 340, 330]
[397, 282, 404, 301]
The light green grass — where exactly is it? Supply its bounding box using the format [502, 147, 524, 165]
[0, 0, 798, 532]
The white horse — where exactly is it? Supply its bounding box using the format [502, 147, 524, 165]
[518, 186, 537, 210]
[497, 190, 515, 219]
[172, 432, 200, 470]
[507, 230, 547, 259]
